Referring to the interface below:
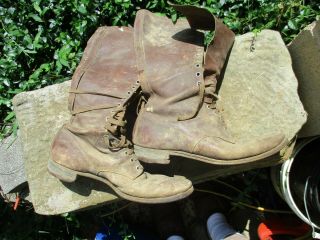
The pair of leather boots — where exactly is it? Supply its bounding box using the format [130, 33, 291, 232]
[48, 4, 287, 203]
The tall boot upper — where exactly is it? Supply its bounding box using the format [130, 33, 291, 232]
[132, 6, 287, 164]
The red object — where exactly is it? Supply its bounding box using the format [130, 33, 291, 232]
[13, 196, 20, 211]
[258, 218, 311, 240]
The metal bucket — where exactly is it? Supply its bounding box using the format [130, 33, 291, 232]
[271, 136, 320, 231]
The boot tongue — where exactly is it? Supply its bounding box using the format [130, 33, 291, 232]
[170, 3, 235, 82]
[171, 4, 235, 110]
[203, 18, 235, 81]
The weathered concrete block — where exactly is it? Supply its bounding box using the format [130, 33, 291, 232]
[13, 29, 305, 215]
[288, 20, 320, 137]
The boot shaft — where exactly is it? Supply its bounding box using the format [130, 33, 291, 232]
[68, 26, 140, 134]
[134, 10, 204, 120]
[134, 6, 235, 120]
[52, 26, 144, 178]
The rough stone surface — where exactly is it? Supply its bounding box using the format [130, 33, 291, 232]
[13, 30, 306, 215]
[288, 21, 320, 138]
[13, 81, 118, 215]
[217, 30, 306, 142]
[0, 134, 26, 193]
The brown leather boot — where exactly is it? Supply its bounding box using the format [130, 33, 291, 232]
[132, 5, 287, 165]
[48, 26, 193, 203]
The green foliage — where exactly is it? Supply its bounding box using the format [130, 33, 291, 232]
[1, 198, 136, 239]
[0, 0, 319, 139]
[0, 199, 77, 239]
[103, 203, 137, 240]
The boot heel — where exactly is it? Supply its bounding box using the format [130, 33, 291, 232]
[134, 146, 171, 164]
[47, 159, 78, 183]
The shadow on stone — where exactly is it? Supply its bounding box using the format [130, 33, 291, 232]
[61, 177, 115, 197]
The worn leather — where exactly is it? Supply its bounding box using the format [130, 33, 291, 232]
[133, 6, 287, 164]
[50, 26, 192, 201]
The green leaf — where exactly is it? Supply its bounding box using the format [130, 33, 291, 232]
[171, 13, 177, 22]
[3, 79, 11, 87]
[288, 19, 297, 30]
[33, 29, 43, 49]
[78, 5, 87, 14]
[59, 58, 69, 67]
[4, 18, 13, 24]
[29, 14, 43, 22]
[4, 111, 15, 122]
[24, 49, 37, 54]
[12, 121, 19, 137]
[8, 29, 24, 37]
[33, 2, 42, 15]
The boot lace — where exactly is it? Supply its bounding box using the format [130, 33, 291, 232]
[178, 75, 219, 121]
[104, 106, 142, 169]
[104, 107, 129, 150]
[203, 76, 219, 109]
[69, 88, 141, 167]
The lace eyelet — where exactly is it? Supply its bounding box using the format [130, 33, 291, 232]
[130, 158, 134, 162]
[127, 91, 131, 95]
[125, 151, 128, 155]
[195, 64, 200, 68]
[197, 81, 201, 86]
[207, 104, 211, 109]
[136, 80, 140, 84]
[136, 166, 139, 170]
[196, 72, 201, 77]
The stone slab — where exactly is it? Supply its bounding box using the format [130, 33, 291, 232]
[13, 81, 118, 215]
[13, 30, 305, 215]
[288, 20, 320, 138]
[0, 134, 26, 193]
[217, 30, 306, 142]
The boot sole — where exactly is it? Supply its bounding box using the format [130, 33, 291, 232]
[135, 137, 288, 165]
[47, 159, 193, 204]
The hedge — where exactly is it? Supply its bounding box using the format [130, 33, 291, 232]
[0, 0, 319, 139]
